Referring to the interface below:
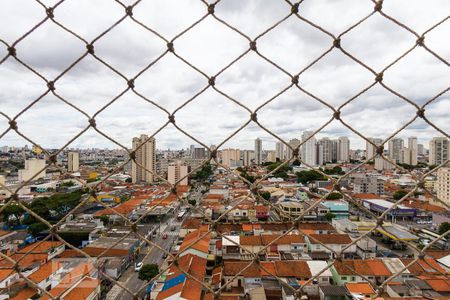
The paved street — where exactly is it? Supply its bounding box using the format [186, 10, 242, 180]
[113, 217, 182, 300]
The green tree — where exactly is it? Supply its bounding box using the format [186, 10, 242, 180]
[296, 170, 326, 185]
[326, 192, 343, 200]
[393, 189, 408, 200]
[1, 204, 24, 225]
[125, 177, 132, 183]
[259, 191, 271, 200]
[325, 212, 336, 221]
[438, 222, 450, 237]
[138, 264, 159, 281]
[188, 199, 196, 206]
[99, 215, 109, 225]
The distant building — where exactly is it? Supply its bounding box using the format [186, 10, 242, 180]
[241, 150, 254, 166]
[192, 147, 207, 160]
[254, 138, 262, 165]
[131, 134, 155, 183]
[220, 149, 241, 168]
[366, 137, 383, 159]
[408, 137, 418, 152]
[436, 167, 450, 206]
[417, 143, 425, 156]
[353, 176, 385, 195]
[338, 137, 350, 163]
[301, 131, 316, 166]
[317, 137, 333, 165]
[286, 138, 300, 161]
[18, 158, 46, 182]
[266, 150, 276, 163]
[167, 160, 188, 186]
[429, 137, 448, 166]
[374, 157, 394, 171]
[275, 141, 285, 161]
[388, 138, 404, 163]
[68, 151, 80, 172]
[400, 148, 417, 166]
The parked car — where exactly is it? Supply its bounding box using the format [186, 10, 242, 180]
[134, 262, 143, 272]
[162, 233, 168, 239]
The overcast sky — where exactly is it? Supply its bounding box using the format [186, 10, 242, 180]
[0, 0, 449, 151]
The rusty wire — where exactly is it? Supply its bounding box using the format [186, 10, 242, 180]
[0, 0, 449, 299]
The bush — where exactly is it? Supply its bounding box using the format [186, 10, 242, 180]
[138, 264, 159, 281]
[326, 192, 343, 200]
[438, 222, 450, 237]
[393, 189, 408, 200]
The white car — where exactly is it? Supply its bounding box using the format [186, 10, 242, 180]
[134, 262, 143, 272]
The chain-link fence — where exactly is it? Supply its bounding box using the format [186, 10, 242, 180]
[0, 0, 449, 299]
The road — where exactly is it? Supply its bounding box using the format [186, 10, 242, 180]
[113, 217, 182, 300]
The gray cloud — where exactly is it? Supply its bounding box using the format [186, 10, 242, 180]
[0, 0, 448, 151]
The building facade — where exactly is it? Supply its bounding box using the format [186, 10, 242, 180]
[429, 137, 449, 166]
[68, 151, 80, 172]
[131, 135, 156, 183]
[436, 167, 450, 206]
[254, 138, 262, 165]
[167, 160, 189, 185]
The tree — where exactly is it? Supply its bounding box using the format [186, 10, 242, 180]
[188, 199, 196, 206]
[125, 177, 132, 183]
[326, 192, 343, 200]
[99, 215, 109, 225]
[259, 191, 271, 201]
[138, 264, 159, 281]
[393, 189, 408, 200]
[438, 222, 450, 237]
[296, 170, 326, 185]
[325, 212, 336, 221]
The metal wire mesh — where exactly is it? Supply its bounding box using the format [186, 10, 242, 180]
[0, 0, 449, 299]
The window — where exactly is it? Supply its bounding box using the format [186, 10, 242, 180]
[351, 276, 356, 281]
[342, 276, 347, 280]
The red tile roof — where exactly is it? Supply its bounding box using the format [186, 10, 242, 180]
[308, 234, 352, 244]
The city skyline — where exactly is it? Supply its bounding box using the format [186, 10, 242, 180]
[0, 1, 448, 151]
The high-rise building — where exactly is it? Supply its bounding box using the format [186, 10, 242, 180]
[374, 157, 394, 171]
[167, 160, 188, 186]
[192, 147, 207, 160]
[286, 138, 300, 161]
[388, 138, 404, 163]
[68, 151, 80, 172]
[436, 167, 450, 206]
[317, 137, 333, 165]
[400, 148, 417, 166]
[301, 131, 316, 167]
[417, 144, 425, 156]
[131, 135, 156, 183]
[429, 137, 449, 166]
[338, 137, 350, 163]
[366, 138, 383, 159]
[275, 142, 285, 161]
[408, 137, 418, 152]
[266, 151, 277, 163]
[331, 139, 338, 163]
[242, 150, 254, 166]
[221, 149, 241, 168]
[254, 138, 262, 165]
[18, 158, 46, 182]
